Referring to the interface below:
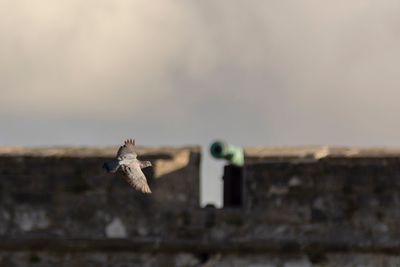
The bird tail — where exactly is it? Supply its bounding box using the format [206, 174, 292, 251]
[103, 160, 120, 173]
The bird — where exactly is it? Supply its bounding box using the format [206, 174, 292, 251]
[103, 139, 152, 193]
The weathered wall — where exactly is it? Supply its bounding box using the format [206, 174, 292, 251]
[1, 146, 400, 266]
[0, 146, 205, 266]
[4, 251, 400, 267]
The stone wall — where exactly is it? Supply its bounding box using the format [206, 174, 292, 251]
[1, 146, 400, 266]
[0, 146, 204, 266]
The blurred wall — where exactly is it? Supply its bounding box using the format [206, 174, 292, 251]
[2, 146, 400, 266]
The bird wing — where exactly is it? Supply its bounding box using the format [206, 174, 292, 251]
[117, 139, 137, 160]
[139, 160, 152, 169]
[121, 163, 152, 193]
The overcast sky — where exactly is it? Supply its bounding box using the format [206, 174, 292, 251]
[1, 1, 400, 205]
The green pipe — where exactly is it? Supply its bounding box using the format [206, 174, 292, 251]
[210, 140, 244, 167]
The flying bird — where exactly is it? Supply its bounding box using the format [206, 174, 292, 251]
[103, 139, 152, 193]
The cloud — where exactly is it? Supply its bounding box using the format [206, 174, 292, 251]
[1, 0, 400, 143]
[2, 0, 400, 206]
[0, 1, 193, 117]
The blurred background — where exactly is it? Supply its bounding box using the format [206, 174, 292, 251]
[1, 1, 400, 206]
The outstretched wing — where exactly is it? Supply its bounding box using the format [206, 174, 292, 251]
[139, 160, 152, 169]
[121, 163, 152, 193]
[117, 139, 137, 160]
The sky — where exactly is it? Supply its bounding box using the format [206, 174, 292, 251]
[1, 1, 400, 206]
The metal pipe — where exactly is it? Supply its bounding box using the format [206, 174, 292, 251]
[210, 140, 244, 167]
